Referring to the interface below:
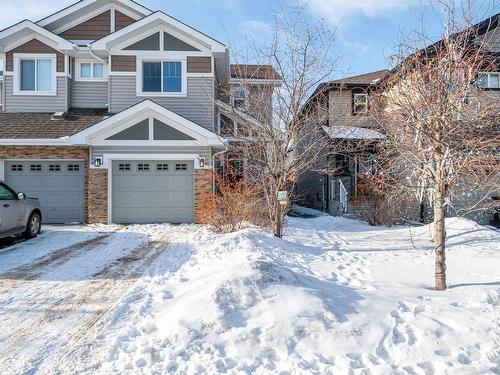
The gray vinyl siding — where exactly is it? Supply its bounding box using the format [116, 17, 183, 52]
[91, 146, 212, 160]
[4, 76, 67, 113]
[109, 76, 215, 131]
[71, 80, 108, 108]
[296, 170, 325, 211]
[477, 28, 500, 52]
[67, 77, 71, 110]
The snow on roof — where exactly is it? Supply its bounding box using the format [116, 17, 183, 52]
[322, 125, 385, 140]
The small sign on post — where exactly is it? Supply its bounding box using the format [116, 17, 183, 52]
[277, 191, 288, 205]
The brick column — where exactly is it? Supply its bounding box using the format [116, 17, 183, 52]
[194, 169, 212, 224]
[87, 169, 108, 224]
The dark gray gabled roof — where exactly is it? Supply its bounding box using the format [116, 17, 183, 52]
[326, 70, 390, 86]
[0, 109, 111, 139]
[230, 64, 282, 80]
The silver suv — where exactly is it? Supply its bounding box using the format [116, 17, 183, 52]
[0, 182, 42, 240]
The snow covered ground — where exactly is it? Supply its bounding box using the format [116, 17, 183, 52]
[0, 213, 498, 374]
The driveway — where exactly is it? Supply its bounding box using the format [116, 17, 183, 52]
[0, 224, 174, 374]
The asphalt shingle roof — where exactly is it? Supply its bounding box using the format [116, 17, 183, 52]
[0, 109, 110, 139]
[326, 70, 389, 86]
[230, 64, 282, 80]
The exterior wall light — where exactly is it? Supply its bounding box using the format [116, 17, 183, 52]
[93, 157, 103, 167]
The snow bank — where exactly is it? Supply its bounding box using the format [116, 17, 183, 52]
[98, 216, 500, 374]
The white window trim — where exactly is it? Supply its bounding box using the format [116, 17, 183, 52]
[136, 58, 187, 97]
[13, 53, 57, 96]
[353, 93, 369, 114]
[478, 72, 500, 89]
[75, 60, 108, 82]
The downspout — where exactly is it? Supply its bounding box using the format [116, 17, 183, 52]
[88, 45, 110, 110]
[87, 45, 108, 64]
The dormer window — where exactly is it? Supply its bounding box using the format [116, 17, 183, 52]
[76, 61, 107, 81]
[232, 89, 246, 109]
[14, 54, 56, 95]
[353, 93, 369, 114]
[478, 72, 499, 89]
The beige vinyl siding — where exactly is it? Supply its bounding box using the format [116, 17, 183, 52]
[4, 76, 67, 113]
[71, 81, 108, 108]
[109, 76, 215, 131]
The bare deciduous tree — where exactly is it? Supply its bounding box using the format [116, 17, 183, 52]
[374, 1, 499, 290]
[217, 2, 338, 237]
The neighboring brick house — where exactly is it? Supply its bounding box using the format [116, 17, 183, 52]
[297, 12, 499, 224]
[0, 0, 278, 225]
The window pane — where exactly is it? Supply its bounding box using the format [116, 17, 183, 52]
[143, 62, 161, 92]
[36, 59, 52, 91]
[163, 61, 182, 92]
[0, 184, 17, 200]
[93, 63, 104, 78]
[20, 60, 36, 91]
[490, 74, 499, 88]
[477, 73, 488, 88]
[81, 63, 91, 78]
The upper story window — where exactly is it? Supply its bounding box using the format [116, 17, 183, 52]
[353, 93, 369, 114]
[14, 54, 56, 95]
[232, 89, 247, 109]
[478, 72, 499, 89]
[140, 61, 185, 96]
[76, 61, 107, 81]
[219, 114, 235, 137]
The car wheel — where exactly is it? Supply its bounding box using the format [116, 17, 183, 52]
[24, 212, 42, 239]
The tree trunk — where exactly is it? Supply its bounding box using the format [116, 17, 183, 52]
[273, 203, 283, 238]
[434, 188, 447, 291]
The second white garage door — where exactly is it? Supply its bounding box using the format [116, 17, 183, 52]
[112, 160, 195, 224]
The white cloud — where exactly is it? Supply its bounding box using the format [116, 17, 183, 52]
[306, 0, 418, 23]
[0, 0, 74, 29]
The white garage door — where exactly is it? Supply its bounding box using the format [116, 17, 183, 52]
[112, 160, 195, 224]
[4, 161, 85, 224]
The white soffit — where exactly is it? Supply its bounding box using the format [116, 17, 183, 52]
[36, 0, 152, 28]
[0, 20, 75, 52]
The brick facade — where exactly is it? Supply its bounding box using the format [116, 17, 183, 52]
[0, 145, 90, 219]
[88, 169, 108, 224]
[194, 169, 212, 224]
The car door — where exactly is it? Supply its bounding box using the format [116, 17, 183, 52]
[0, 183, 25, 233]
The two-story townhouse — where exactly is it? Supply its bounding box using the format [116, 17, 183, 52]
[298, 12, 499, 224]
[296, 70, 388, 215]
[0, 0, 277, 225]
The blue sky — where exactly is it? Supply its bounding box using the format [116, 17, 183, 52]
[0, 0, 497, 78]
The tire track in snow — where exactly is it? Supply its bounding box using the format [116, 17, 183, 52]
[50, 240, 194, 374]
[0, 232, 171, 375]
[0, 232, 119, 295]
